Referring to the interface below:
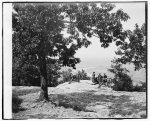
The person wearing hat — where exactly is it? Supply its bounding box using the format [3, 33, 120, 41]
[103, 73, 107, 86]
[92, 72, 96, 84]
[68, 73, 73, 84]
[98, 73, 103, 88]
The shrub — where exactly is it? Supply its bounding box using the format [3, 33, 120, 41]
[60, 69, 90, 84]
[12, 61, 61, 87]
[62, 69, 72, 83]
[108, 61, 133, 91]
[12, 93, 23, 113]
[77, 69, 91, 80]
[132, 82, 146, 92]
[12, 64, 40, 86]
[112, 72, 133, 91]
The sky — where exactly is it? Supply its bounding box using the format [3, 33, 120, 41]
[74, 2, 146, 69]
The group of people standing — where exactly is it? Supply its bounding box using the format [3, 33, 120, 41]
[68, 71, 112, 87]
[92, 72, 111, 88]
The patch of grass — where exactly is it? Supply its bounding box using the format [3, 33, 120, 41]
[50, 91, 146, 118]
[51, 94, 93, 112]
[29, 114, 59, 119]
[12, 93, 23, 113]
[12, 87, 40, 113]
[50, 91, 126, 113]
[109, 100, 146, 117]
[13, 87, 40, 96]
[140, 113, 147, 118]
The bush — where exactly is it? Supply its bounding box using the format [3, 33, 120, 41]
[132, 82, 146, 92]
[12, 64, 41, 86]
[112, 72, 133, 91]
[12, 93, 23, 113]
[12, 61, 61, 87]
[108, 61, 134, 91]
[77, 69, 91, 80]
[60, 69, 91, 84]
[62, 69, 72, 83]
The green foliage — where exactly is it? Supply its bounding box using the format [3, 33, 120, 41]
[47, 61, 61, 87]
[61, 69, 90, 83]
[108, 59, 129, 76]
[62, 3, 130, 47]
[132, 82, 146, 92]
[61, 69, 73, 83]
[112, 72, 133, 91]
[12, 59, 61, 87]
[77, 69, 90, 80]
[115, 23, 146, 70]
[12, 60, 40, 86]
[108, 60, 133, 91]
[12, 3, 92, 70]
[13, 2, 130, 68]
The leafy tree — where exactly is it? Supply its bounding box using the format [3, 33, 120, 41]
[13, 3, 84, 101]
[108, 59, 133, 91]
[115, 23, 146, 70]
[13, 3, 130, 101]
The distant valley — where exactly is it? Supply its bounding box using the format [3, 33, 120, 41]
[76, 58, 146, 85]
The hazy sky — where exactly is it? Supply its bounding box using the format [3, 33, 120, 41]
[75, 2, 146, 68]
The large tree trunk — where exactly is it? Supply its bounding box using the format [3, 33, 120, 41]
[38, 57, 49, 101]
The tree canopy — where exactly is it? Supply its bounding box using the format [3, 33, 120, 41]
[13, 3, 130, 68]
[115, 23, 146, 70]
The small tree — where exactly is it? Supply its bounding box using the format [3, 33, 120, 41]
[108, 59, 133, 91]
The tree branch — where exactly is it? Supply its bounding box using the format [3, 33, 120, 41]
[92, 34, 100, 39]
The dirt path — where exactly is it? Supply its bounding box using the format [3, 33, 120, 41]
[12, 80, 146, 119]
